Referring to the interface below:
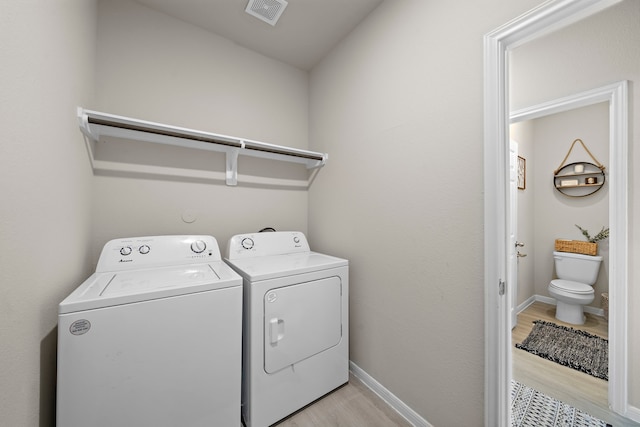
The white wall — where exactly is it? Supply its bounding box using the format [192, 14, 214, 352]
[308, 1, 542, 424]
[91, 0, 311, 261]
[0, 1, 97, 426]
[509, 0, 640, 413]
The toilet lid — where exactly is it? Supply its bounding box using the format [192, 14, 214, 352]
[550, 279, 594, 294]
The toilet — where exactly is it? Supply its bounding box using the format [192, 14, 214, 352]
[548, 251, 603, 325]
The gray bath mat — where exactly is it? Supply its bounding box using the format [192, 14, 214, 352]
[515, 320, 608, 380]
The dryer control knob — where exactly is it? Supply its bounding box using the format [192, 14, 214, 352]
[241, 238, 254, 250]
[120, 246, 132, 256]
[191, 240, 207, 254]
[139, 245, 150, 255]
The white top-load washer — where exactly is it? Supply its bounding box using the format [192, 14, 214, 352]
[57, 235, 243, 427]
[225, 231, 349, 427]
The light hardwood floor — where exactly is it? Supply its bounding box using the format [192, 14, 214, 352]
[273, 373, 412, 427]
[513, 301, 640, 427]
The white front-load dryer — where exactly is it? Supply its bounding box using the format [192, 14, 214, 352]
[225, 231, 349, 427]
[57, 235, 243, 427]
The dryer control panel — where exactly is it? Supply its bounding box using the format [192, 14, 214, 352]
[226, 231, 310, 259]
[96, 235, 222, 272]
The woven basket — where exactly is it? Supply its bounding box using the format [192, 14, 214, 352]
[554, 239, 597, 256]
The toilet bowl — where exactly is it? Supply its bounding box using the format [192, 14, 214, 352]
[548, 279, 594, 324]
[548, 251, 602, 325]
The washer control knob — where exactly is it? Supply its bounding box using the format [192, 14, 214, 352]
[139, 245, 150, 255]
[293, 236, 300, 244]
[120, 246, 132, 256]
[191, 240, 207, 254]
[241, 238, 254, 250]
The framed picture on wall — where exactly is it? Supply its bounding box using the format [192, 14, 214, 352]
[517, 156, 526, 190]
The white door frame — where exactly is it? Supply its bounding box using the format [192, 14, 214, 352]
[483, 1, 629, 426]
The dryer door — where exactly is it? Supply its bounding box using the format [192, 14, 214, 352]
[263, 276, 342, 374]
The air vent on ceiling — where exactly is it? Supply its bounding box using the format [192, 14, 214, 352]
[245, 0, 288, 26]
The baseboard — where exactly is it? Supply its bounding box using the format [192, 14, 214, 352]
[516, 294, 605, 318]
[516, 295, 537, 314]
[625, 404, 640, 423]
[349, 361, 432, 427]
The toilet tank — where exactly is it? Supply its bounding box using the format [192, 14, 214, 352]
[553, 251, 603, 285]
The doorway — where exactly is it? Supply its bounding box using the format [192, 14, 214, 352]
[483, 1, 631, 426]
[509, 92, 614, 422]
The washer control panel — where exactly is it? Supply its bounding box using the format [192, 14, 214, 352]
[96, 235, 221, 272]
[226, 231, 310, 260]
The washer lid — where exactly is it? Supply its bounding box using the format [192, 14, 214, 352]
[103, 264, 219, 296]
[59, 261, 241, 314]
[225, 252, 347, 282]
[550, 279, 594, 294]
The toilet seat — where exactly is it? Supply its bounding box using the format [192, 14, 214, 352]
[550, 279, 593, 295]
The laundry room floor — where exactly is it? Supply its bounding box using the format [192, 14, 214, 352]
[274, 373, 412, 427]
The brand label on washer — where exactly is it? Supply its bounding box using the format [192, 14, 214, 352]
[69, 319, 91, 336]
[266, 292, 277, 303]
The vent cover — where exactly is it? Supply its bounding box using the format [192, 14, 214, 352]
[245, 0, 288, 26]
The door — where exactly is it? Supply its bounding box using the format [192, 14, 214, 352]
[509, 140, 518, 329]
[263, 277, 342, 374]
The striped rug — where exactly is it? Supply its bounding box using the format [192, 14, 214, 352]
[511, 381, 609, 427]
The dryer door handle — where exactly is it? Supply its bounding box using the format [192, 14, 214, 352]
[269, 318, 285, 345]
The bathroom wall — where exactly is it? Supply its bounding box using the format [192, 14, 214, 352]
[308, 0, 542, 424]
[0, 1, 97, 425]
[512, 104, 609, 308]
[509, 0, 640, 413]
[92, 0, 311, 261]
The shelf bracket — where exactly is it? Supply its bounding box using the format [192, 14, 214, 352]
[226, 147, 241, 186]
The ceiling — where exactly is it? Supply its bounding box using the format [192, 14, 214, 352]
[133, 0, 384, 71]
